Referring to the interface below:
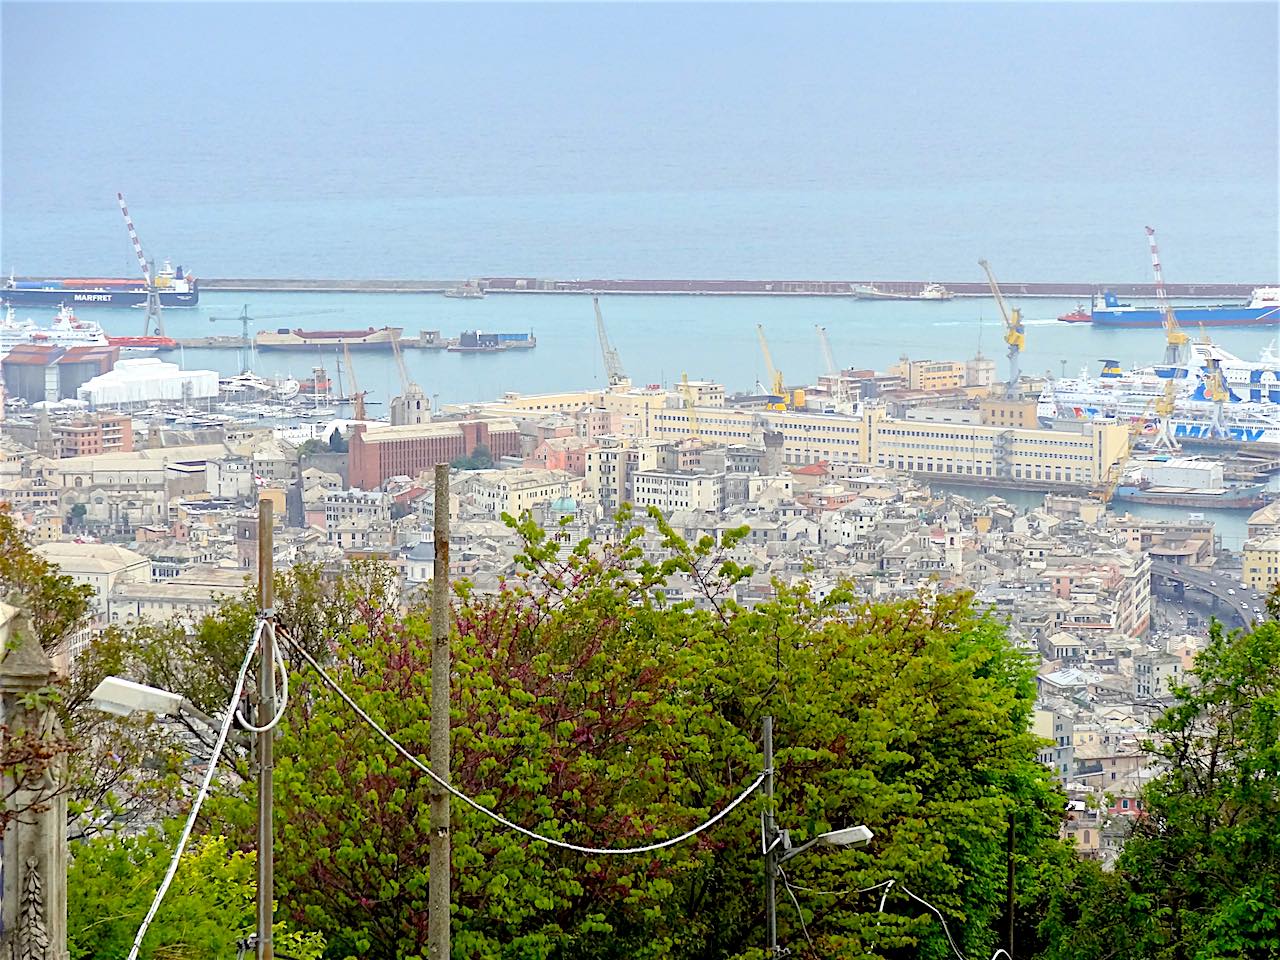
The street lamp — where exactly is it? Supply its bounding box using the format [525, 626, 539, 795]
[90, 675, 220, 733]
[761, 716, 873, 955]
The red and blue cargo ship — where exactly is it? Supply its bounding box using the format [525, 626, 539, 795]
[3, 260, 198, 308]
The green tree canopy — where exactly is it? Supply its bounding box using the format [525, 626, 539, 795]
[208, 510, 1066, 960]
[68, 825, 324, 960]
[1041, 619, 1280, 960]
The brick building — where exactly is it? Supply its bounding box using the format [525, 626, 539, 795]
[349, 418, 521, 490]
[52, 414, 134, 458]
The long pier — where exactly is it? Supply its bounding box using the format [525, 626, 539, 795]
[198, 277, 1265, 299]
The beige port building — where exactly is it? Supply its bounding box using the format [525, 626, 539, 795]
[651, 405, 1128, 487]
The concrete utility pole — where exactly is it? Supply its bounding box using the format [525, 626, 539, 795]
[428, 463, 452, 960]
[256, 498, 275, 960]
[763, 715, 778, 955]
[0, 621, 70, 960]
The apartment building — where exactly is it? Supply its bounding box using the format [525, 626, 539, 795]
[52, 413, 134, 458]
[1243, 535, 1280, 592]
[632, 470, 726, 514]
[324, 489, 391, 532]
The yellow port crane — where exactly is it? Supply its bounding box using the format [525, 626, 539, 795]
[978, 258, 1024, 400]
[1146, 226, 1189, 451]
[342, 341, 368, 421]
[755, 324, 790, 409]
[679, 373, 701, 439]
[1093, 399, 1157, 504]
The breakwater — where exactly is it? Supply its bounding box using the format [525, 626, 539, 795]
[195, 277, 1264, 298]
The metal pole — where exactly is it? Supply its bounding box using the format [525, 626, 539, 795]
[256, 497, 275, 960]
[428, 463, 452, 960]
[763, 715, 778, 956]
[1006, 813, 1016, 959]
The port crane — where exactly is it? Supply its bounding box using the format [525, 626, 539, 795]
[117, 192, 164, 338]
[1146, 226, 1188, 452]
[593, 297, 629, 388]
[679, 373, 702, 439]
[208, 305, 345, 374]
[1093, 400, 1156, 504]
[978, 259, 1024, 400]
[342, 341, 368, 421]
[756, 324, 790, 409]
[816, 324, 837, 376]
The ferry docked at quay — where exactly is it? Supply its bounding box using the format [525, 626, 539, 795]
[0, 303, 109, 359]
[1039, 341, 1280, 445]
[3, 261, 199, 308]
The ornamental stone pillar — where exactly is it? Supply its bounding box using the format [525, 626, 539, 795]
[0, 623, 69, 960]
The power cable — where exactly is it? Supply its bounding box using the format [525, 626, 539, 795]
[897, 884, 968, 960]
[282, 629, 767, 855]
[235, 618, 289, 732]
[779, 869, 814, 946]
[126, 619, 265, 960]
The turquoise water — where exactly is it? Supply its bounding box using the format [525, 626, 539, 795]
[57, 289, 1280, 409]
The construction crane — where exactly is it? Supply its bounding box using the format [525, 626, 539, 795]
[208, 305, 345, 373]
[978, 259, 1024, 400]
[816, 324, 837, 376]
[593, 297, 628, 387]
[117, 192, 163, 337]
[679, 373, 701, 439]
[390, 331, 412, 393]
[756, 324, 788, 408]
[1146, 226, 1190, 452]
[342, 341, 368, 421]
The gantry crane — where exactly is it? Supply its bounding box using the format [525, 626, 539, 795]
[342, 341, 368, 421]
[117, 192, 163, 337]
[679, 373, 702, 440]
[756, 324, 789, 409]
[816, 324, 837, 376]
[593, 297, 629, 388]
[978, 259, 1024, 400]
[1146, 226, 1189, 451]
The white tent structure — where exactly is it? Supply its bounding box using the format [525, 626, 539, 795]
[77, 358, 218, 409]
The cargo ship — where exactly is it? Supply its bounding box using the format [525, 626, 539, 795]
[254, 326, 402, 351]
[1090, 287, 1280, 328]
[446, 330, 536, 353]
[3, 261, 199, 308]
[1112, 482, 1268, 510]
[0, 304, 108, 359]
[853, 282, 954, 301]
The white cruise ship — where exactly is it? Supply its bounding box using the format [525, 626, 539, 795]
[0, 303, 109, 359]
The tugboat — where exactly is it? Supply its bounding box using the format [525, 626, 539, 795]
[443, 280, 486, 299]
[1057, 303, 1092, 323]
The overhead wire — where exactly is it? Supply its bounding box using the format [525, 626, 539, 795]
[126, 618, 268, 960]
[235, 618, 289, 732]
[778, 868, 814, 946]
[282, 629, 768, 855]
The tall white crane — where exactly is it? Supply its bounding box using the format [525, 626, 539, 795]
[1146, 226, 1189, 452]
[593, 297, 628, 388]
[816, 325, 837, 376]
[978, 259, 1024, 400]
[118, 192, 163, 337]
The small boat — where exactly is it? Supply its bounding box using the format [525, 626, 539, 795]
[918, 282, 954, 301]
[1057, 304, 1092, 323]
[443, 280, 486, 299]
